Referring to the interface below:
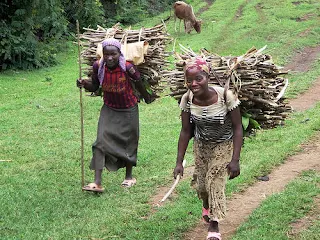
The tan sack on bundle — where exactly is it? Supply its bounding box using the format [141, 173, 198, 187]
[96, 43, 103, 60]
[122, 41, 149, 65]
[96, 41, 149, 65]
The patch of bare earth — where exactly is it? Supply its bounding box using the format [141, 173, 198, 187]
[148, 165, 195, 209]
[295, 13, 316, 22]
[197, 0, 214, 15]
[284, 45, 320, 111]
[233, 1, 250, 21]
[292, 1, 302, 6]
[299, 28, 312, 37]
[288, 77, 320, 112]
[283, 45, 320, 73]
[255, 2, 267, 23]
[287, 196, 320, 239]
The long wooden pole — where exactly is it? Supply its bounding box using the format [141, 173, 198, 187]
[76, 20, 85, 189]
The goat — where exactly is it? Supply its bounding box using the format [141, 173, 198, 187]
[173, 1, 202, 34]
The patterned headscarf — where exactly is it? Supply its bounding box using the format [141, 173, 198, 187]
[98, 38, 126, 85]
[184, 57, 210, 86]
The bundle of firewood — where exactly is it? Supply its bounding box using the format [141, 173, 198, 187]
[162, 45, 292, 129]
[78, 23, 172, 97]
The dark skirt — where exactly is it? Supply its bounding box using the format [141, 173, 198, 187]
[90, 104, 139, 171]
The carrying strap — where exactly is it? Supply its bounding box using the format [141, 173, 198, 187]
[223, 77, 229, 103]
[211, 67, 228, 102]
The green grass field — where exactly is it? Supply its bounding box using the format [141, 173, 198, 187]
[1, 0, 320, 239]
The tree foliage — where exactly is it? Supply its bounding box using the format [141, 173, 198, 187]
[62, 0, 105, 33]
[0, 0, 68, 69]
[0, 0, 174, 70]
[100, 0, 175, 25]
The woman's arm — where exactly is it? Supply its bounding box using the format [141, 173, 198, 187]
[174, 111, 192, 178]
[127, 63, 154, 104]
[134, 81, 154, 103]
[228, 106, 243, 179]
[77, 61, 100, 92]
[84, 61, 100, 92]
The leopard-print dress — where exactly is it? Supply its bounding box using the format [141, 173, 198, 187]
[191, 139, 233, 221]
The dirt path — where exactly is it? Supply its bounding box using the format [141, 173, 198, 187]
[288, 76, 320, 112]
[197, 0, 214, 15]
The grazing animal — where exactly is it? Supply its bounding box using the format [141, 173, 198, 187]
[173, 1, 202, 34]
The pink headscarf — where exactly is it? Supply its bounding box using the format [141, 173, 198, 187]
[98, 38, 126, 85]
[184, 57, 210, 86]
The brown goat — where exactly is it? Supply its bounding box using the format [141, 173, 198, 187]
[173, 1, 202, 34]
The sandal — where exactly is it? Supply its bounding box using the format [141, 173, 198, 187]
[121, 178, 136, 188]
[202, 207, 210, 224]
[82, 183, 105, 193]
[207, 232, 221, 240]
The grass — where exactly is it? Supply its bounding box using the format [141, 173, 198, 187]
[232, 170, 320, 240]
[1, 0, 320, 239]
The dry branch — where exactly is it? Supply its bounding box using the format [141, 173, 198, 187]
[164, 45, 292, 129]
[78, 23, 172, 97]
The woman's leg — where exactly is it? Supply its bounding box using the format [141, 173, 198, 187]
[202, 195, 220, 239]
[206, 141, 233, 239]
[125, 162, 133, 180]
[90, 147, 105, 186]
[207, 221, 220, 240]
[201, 193, 210, 223]
[121, 162, 136, 188]
[208, 220, 219, 234]
[94, 169, 103, 186]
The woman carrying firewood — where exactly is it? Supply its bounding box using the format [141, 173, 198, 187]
[173, 57, 243, 240]
[77, 38, 153, 192]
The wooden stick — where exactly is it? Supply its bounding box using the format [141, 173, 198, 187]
[77, 20, 85, 189]
[160, 159, 187, 203]
[275, 78, 289, 101]
[0, 160, 12, 162]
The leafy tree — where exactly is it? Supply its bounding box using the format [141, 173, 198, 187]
[99, 0, 175, 26]
[0, 0, 68, 70]
[0, 0, 174, 70]
[61, 0, 105, 31]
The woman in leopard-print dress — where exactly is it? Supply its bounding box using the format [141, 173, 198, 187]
[173, 57, 243, 240]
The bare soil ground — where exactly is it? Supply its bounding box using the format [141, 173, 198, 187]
[197, 0, 214, 15]
[149, 45, 320, 239]
[287, 196, 320, 238]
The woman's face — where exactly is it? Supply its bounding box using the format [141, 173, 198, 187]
[103, 45, 120, 69]
[185, 68, 209, 96]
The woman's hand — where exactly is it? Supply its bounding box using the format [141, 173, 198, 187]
[76, 79, 87, 88]
[227, 159, 240, 180]
[144, 94, 155, 104]
[173, 163, 184, 179]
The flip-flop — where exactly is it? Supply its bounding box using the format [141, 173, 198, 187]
[121, 178, 136, 188]
[202, 207, 210, 224]
[207, 232, 221, 240]
[82, 183, 105, 193]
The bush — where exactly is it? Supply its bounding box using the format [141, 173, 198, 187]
[0, 0, 174, 70]
[0, 0, 69, 70]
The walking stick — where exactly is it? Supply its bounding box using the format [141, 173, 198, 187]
[160, 159, 187, 203]
[76, 20, 85, 189]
